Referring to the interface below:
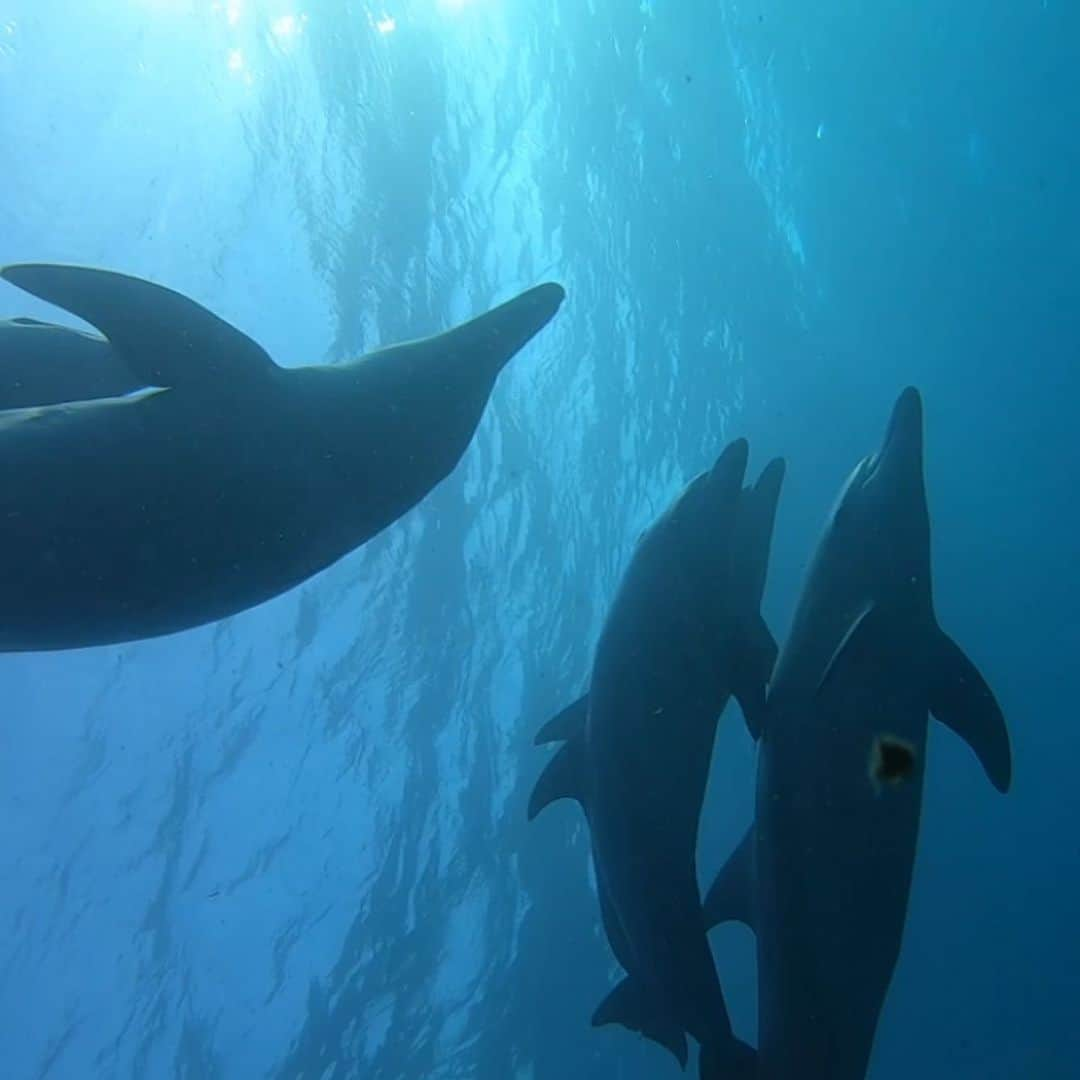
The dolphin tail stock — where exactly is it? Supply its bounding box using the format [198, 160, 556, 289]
[699, 1035, 757, 1080]
[926, 622, 1012, 793]
[591, 975, 689, 1068]
[430, 281, 565, 384]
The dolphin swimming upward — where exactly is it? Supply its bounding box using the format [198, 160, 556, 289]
[0, 264, 565, 651]
[705, 387, 1011, 1079]
[530, 440, 784, 1080]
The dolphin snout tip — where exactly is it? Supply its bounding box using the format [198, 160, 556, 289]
[533, 281, 566, 312]
[897, 385, 922, 418]
[881, 385, 924, 460]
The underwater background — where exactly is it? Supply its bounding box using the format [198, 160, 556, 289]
[1, 1, 1077, 1077]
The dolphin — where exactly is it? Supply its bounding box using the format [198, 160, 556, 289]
[0, 263, 564, 651]
[529, 440, 785, 1080]
[705, 387, 1011, 1079]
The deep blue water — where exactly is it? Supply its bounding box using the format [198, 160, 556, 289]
[1, 1, 1077, 1077]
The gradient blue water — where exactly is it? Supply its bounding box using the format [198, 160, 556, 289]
[0, 2, 1076, 1077]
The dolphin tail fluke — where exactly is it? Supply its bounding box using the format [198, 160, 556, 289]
[699, 1036, 757, 1080]
[527, 735, 584, 821]
[592, 976, 688, 1068]
[534, 693, 588, 745]
[0, 263, 277, 388]
[703, 827, 756, 932]
[927, 625, 1012, 793]
[437, 282, 565, 383]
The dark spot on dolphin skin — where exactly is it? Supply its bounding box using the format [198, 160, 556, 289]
[869, 734, 916, 792]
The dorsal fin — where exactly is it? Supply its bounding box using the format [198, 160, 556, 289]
[1, 263, 277, 389]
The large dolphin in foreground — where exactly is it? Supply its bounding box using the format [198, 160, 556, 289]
[0, 263, 565, 651]
[706, 387, 1011, 1079]
[529, 440, 785, 1079]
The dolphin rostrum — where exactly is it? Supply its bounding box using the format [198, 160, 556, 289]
[706, 387, 1011, 1079]
[530, 440, 784, 1079]
[0, 263, 564, 651]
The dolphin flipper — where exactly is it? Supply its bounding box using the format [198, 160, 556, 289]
[592, 976, 689, 1068]
[731, 614, 778, 740]
[928, 625, 1012, 793]
[1, 264, 276, 388]
[534, 694, 588, 745]
[731, 456, 786, 609]
[527, 736, 584, 820]
[704, 827, 757, 932]
[728, 457, 785, 738]
[816, 603, 878, 697]
[699, 1035, 757, 1080]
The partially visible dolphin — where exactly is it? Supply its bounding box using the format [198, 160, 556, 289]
[0, 263, 565, 651]
[705, 387, 1011, 1079]
[529, 440, 785, 1080]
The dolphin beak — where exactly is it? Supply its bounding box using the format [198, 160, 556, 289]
[865, 386, 924, 490]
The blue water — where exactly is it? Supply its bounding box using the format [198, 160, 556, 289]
[1, 1, 1077, 1077]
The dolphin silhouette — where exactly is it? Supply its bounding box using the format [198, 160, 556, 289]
[0, 263, 564, 651]
[530, 440, 784, 1080]
[705, 387, 1011, 1079]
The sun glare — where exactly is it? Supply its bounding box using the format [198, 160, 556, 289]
[270, 12, 307, 40]
[374, 14, 396, 34]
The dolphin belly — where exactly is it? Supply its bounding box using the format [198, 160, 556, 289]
[0, 392, 344, 650]
[757, 680, 927, 1079]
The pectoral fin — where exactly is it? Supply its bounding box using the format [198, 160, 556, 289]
[527, 736, 584, 820]
[592, 976, 688, 1068]
[731, 613, 778, 739]
[928, 625, 1011, 793]
[816, 602, 878, 698]
[703, 827, 757, 932]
